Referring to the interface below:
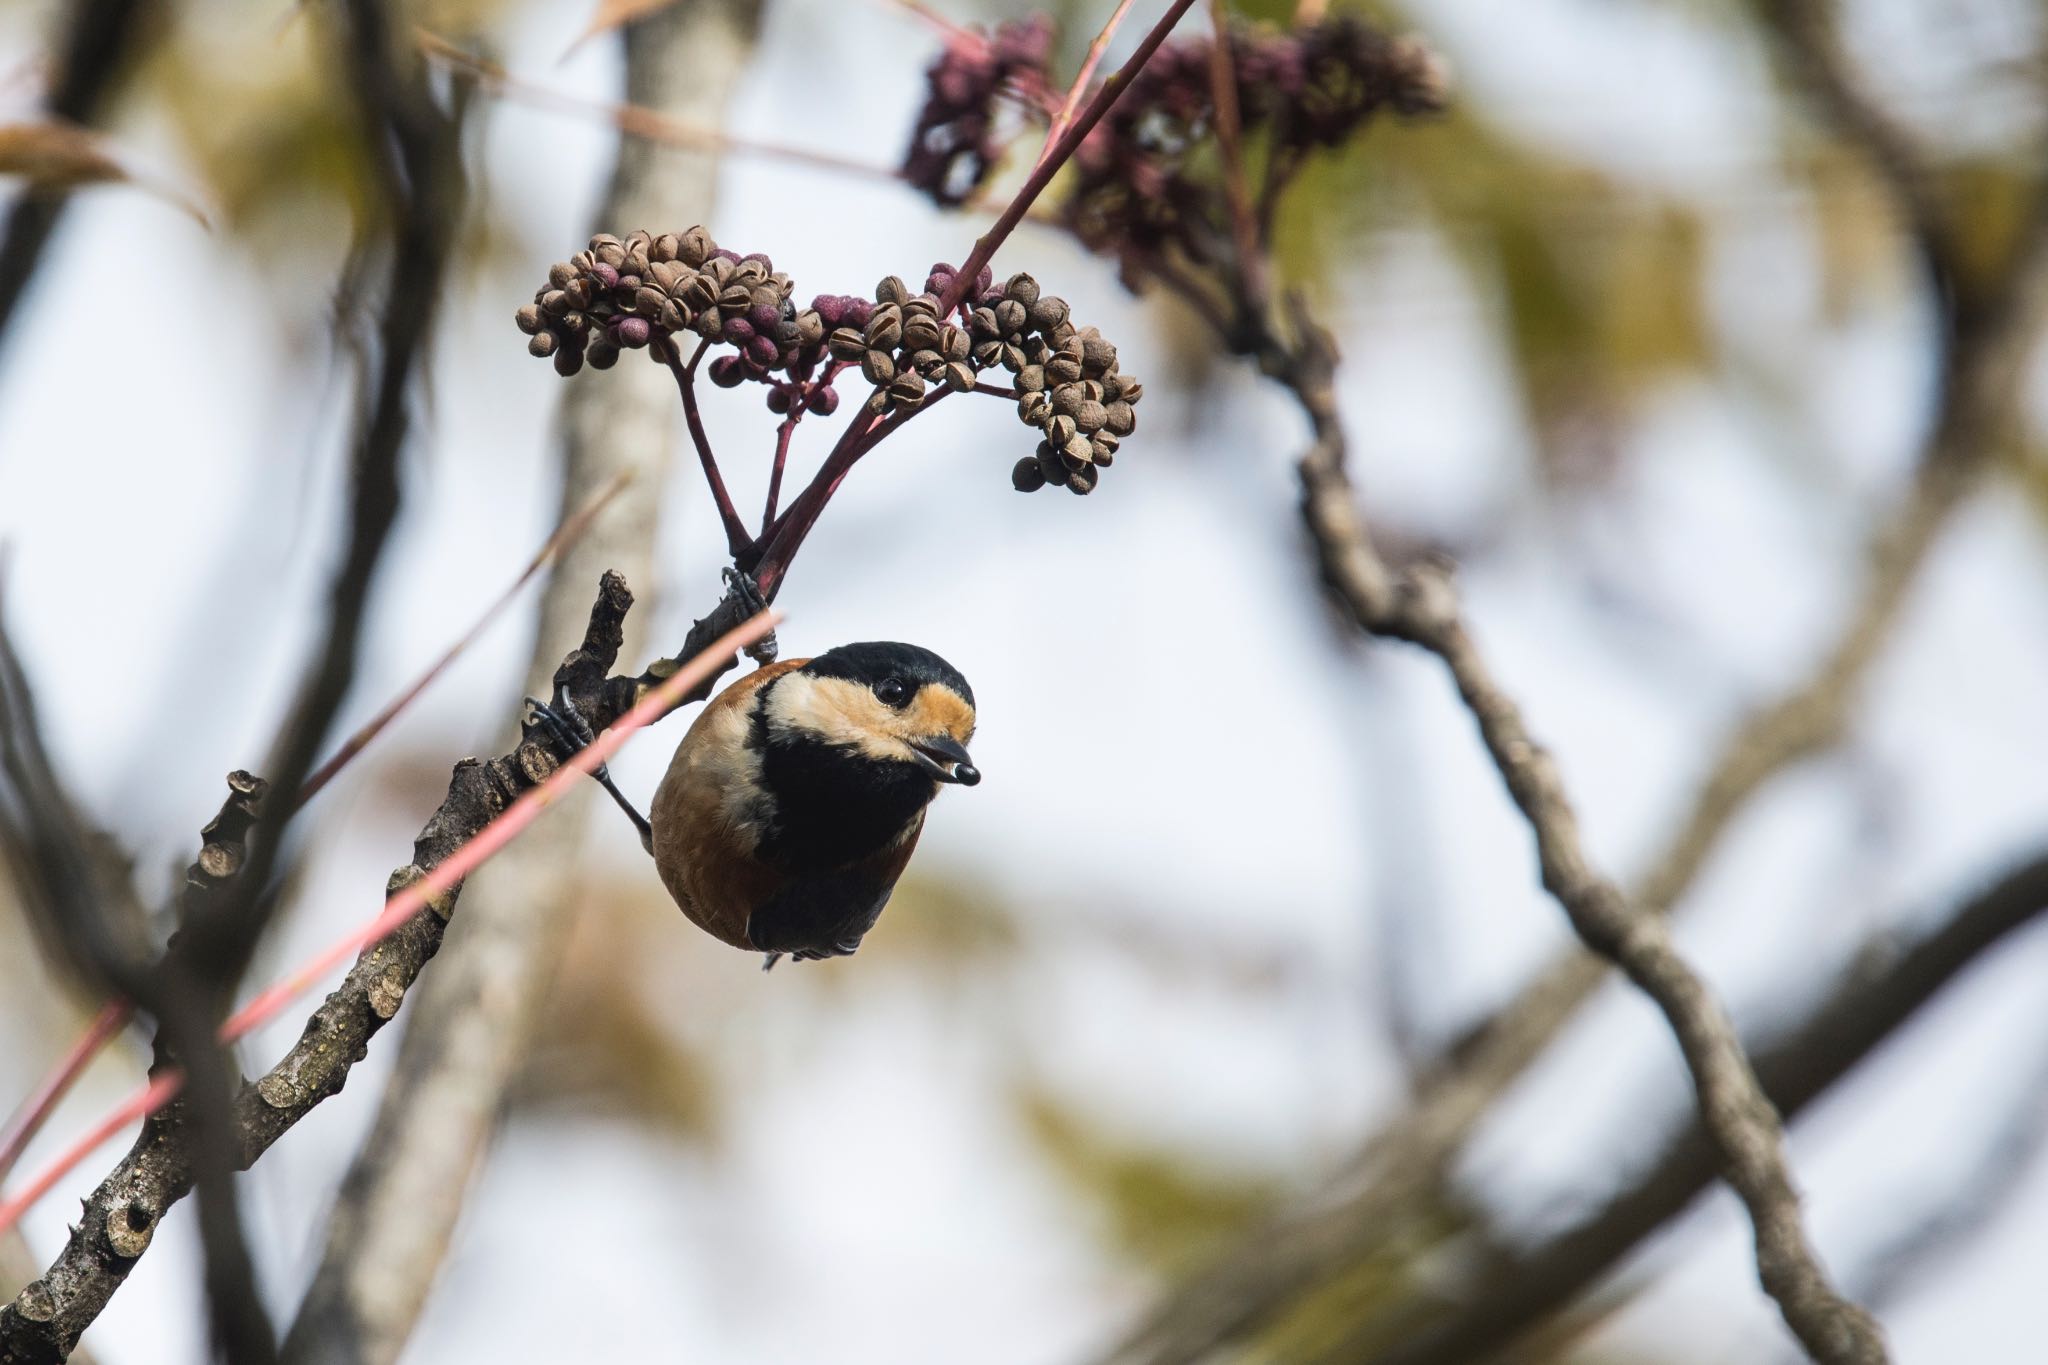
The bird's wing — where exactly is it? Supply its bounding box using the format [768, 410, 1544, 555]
[650, 657, 810, 948]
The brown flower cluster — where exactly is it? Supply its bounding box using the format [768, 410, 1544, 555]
[518, 235, 1141, 493]
[898, 14, 1447, 271]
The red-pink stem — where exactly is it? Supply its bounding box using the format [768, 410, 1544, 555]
[938, 0, 1202, 316]
[971, 381, 1019, 400]
[1033, 0, 1138, 171]
[0, 607, 783, 1240]
[763, 413, 799, 532]
[0, 1000, 131, 1184]
[664, 336, 754, 559]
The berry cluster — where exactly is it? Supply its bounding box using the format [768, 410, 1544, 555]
[967, 272, 1140, 495]
[519, 234, 1142, 494]
[514, 227, 818, 386]
[1065, 18, 1444, 259]
[898, 15, 1446, 269]
[900, 17, 1055, 207]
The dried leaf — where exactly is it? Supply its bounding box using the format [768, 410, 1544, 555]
[0, 121, 210, 226]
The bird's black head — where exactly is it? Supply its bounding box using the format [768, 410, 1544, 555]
[765, 642, 980, 787]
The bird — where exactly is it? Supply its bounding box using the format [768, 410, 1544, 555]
[530, 641, 979, 967]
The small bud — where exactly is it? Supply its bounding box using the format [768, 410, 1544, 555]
[1028, 296, 1069, 331]
[806, 385, 840, 416]
[888, 370, 927, 407]
[528, 330, 557, 357]
[515, 304, 543, 334]
[860, 349, 896, 385]
[865, 308, 903, 351]
[1011, 457, 1048, 492]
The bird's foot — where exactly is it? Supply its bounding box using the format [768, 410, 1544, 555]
[522, 695, 654, 852]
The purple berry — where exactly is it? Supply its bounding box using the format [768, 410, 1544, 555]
[590, 263, 619, 289]
[746, 335, 780, 368]
[709, 356, 745, 388]
[748, 302, 780, 332]
[612, 316, 651, 347]
[812, 295, 844, 327]
[766, 387, 792, 414]
[806, 386, 840, 416]
[723, 317, 755, 343]
[741, 252, 773, 271]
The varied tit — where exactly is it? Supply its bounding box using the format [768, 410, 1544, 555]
[535, 642, 979, 967]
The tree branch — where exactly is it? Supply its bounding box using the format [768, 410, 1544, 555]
[0, 574, 701, 1363]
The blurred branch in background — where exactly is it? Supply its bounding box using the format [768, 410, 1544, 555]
[1100, 1, 2048, 1357]
[0, 0, 463, 1356]
[1308, 848, 2048, 1365]
[280, 7, 763, 1363]
[0, 0, 164, 353]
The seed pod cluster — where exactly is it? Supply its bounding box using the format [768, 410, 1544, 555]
[518, 227, 831, 390]
[521, 240, 1145, 493]
[972, 272, 1141, 496]
[825, 266, 996, 416]
[900, 17, 1056, 207]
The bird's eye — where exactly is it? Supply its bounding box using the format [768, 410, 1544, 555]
[874, 677, 912, 708]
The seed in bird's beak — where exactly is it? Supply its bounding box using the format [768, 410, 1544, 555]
[911, 735, 979, 786]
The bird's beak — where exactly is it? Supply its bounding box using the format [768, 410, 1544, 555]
[911, 734, 981, 786]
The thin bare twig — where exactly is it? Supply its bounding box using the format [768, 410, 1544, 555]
[1035, 0, 1138, 170]
[415, 29, 899, 187]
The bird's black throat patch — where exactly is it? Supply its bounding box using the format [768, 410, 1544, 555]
[750, 676, 938, 873]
